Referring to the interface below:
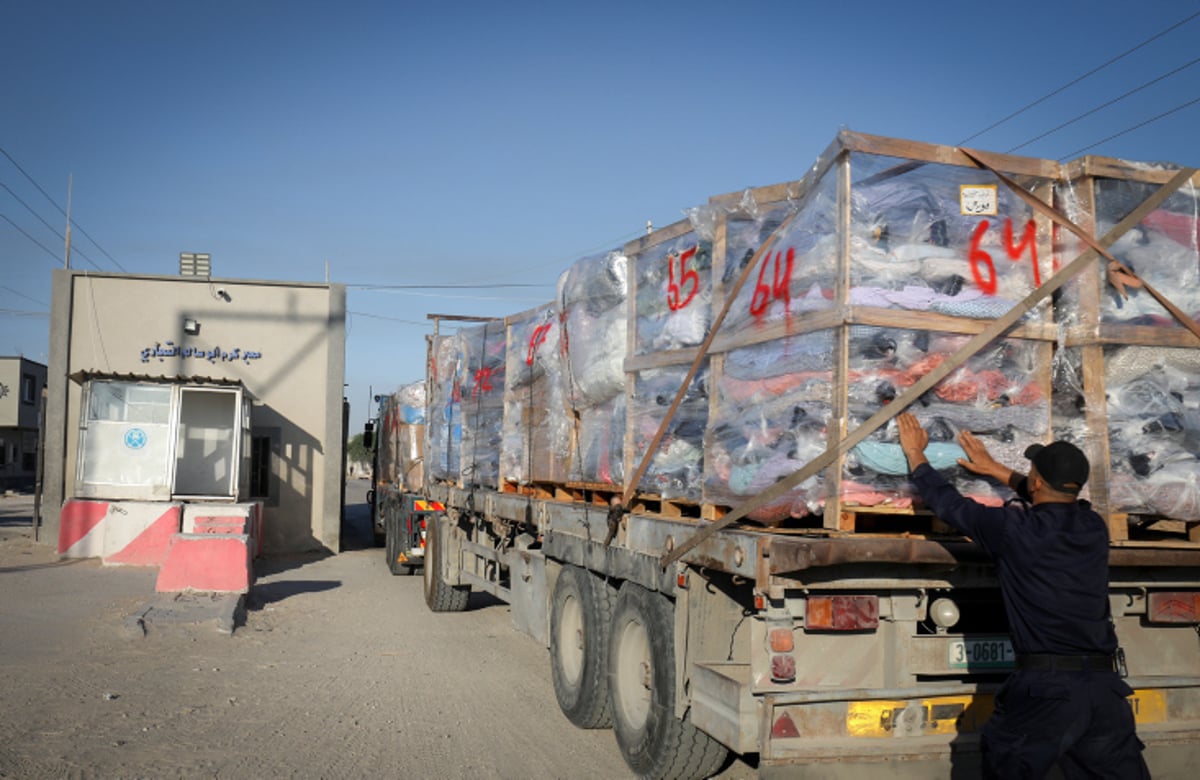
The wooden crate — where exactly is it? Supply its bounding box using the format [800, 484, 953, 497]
[500, 303, 572, 486]
[623, 218, 711, 505]
[694, 131, 1061, 531]
[1056, 158, 1200, 541]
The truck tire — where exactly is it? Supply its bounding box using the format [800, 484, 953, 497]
[608, 583, 728, 780]
[423, 515, 469, 612]
[385, 507, 412, 576]
[550, 566, 615, 729]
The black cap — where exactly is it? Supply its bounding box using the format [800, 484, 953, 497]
[1024, 441, 1089, 494]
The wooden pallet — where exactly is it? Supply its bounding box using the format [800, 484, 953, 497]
[628, 493, 704, 521]
[1116, 514, 1200, 545]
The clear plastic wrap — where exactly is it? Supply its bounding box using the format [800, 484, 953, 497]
[632, 229, 712, 355]
[629, 365, 708, 501]
[457, 321, 507, 488]
[558, 250, 628, 407]
[377, 381, 427, 491]
[848, 154, 1052, 322]
[501, 304, 571, 485]
[844, 328, 1050, 508]
[559, 250, 628, 485]
[703, 326, 1051, 523]
[704, 331, 833, 523]
[427, 335, 461, 482]
[721, 181, 834, 333]
[1103, 345, 1200, 520]
[572, 397, 625, 485]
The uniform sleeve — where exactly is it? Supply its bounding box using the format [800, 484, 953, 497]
[910, 463, 1010, 556]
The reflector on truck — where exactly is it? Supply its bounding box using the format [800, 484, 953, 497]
[843, 689, 1166, 738]
[413, 500, 444, 512]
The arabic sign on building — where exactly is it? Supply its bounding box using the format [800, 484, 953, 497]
[140, 341, 262, 365]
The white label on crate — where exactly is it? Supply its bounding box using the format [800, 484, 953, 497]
[960, 184, 998, 216]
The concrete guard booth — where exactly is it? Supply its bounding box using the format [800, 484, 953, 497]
[42, 269, 347, 574]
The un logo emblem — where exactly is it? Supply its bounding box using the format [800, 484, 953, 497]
[124, 428, 148, 450]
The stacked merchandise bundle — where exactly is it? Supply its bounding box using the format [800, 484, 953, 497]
[557, 251, 628, 485]
[1055, 162, 1200, 525]
[702, 135, 1057, 525]
[626, 220, 713, 502]
[457, 321, 507, 489]
[501, 303, 571, 485]
[378, 382, 426, 491]
[426, 334, 462, 483]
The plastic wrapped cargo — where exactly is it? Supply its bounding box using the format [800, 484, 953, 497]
[502, 303, 571, 485]
[559, 250, 628, 485]
[704, 326, 1051, 524]
[1106, 346, 1200, 520]
[377, 381, 426, 491]
[631, 225, 712, 355]
[843, 327, 1050, 507]
[629, 365, 707, 501]
[427, 334, 462, 483]
[719, 152, 1053, 336]
[1057, 169, 1200, 328]
[458, 321, 507, 488]
[705, 331, 833, 524]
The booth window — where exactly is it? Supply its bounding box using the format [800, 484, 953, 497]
[75, 379, 246, 502]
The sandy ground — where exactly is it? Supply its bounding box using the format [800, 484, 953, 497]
[0, 485, 755, 780]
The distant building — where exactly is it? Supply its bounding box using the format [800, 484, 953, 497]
[0, 356, 47, 491]
[42, 269, 346, 554]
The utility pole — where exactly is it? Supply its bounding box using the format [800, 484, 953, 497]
[64, 174, 73, 269]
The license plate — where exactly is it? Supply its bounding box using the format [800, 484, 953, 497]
[948, 636, 1015, 669]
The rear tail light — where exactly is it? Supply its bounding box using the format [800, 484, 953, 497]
[768, 627, 795, 653]
[1148, 591, 1200, 623]
[770, 654, 797, 683]
[805, 595, 879, 631]
[420, 518, 427, 530]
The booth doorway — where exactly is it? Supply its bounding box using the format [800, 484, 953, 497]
[174, 388, 239, 498]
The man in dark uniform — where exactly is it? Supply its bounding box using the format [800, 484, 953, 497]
[896, 413, 1150, 779]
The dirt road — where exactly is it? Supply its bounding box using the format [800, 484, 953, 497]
[0, 485, 753, 779]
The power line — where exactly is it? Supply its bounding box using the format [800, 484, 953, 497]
[0, 307, 49, 318]
[0, 285, 47, 307]
[347, 310, 430, 326]
[0, 213, 65, 266]
[0, 178, 104, 270]
[1007, 54, 1200, 153]
[1059, 94, 1200, 160]
[0, 144, 127, 272]
[958, 9, 1200, 146]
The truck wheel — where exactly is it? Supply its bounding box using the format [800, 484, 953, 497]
[550, 566, 615, 729]
[385, 508, 411, 576]
[608, 583, 728, 780]
[423, 515, 469, 612]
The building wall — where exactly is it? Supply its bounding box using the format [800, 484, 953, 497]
[0, 357, 47, 490]
[42, 271, 346, 553]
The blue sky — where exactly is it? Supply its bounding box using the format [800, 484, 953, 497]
[3, 1, 1200, 434]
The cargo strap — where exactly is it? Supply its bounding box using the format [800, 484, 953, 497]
[662, 160, 1197, 570]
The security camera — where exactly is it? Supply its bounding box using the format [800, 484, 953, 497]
[216, 288, 231, 302]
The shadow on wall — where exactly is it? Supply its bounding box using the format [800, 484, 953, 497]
[257, 405, 328, 556]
